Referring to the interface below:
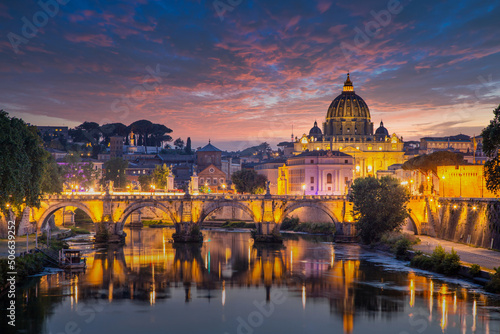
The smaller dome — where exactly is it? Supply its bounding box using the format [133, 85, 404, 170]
[309, 121, 322, 138]
[375, 121, 389, 138]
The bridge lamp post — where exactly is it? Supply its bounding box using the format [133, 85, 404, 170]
[441, 175, 445, 197]
[302, 184, 306, 196]
[222, 184, 226, 194]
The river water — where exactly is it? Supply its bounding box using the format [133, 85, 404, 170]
[3, 228, 500, 334]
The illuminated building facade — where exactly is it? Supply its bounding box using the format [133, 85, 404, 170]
[277, 151, 354, 195]
[294, 74, 406, 178]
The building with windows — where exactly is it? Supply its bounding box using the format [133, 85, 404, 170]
[196, 141, 227, 191]
[420, 134, 473, 154]
[294, 73, 406, 178]
[277, 151, 354, 195]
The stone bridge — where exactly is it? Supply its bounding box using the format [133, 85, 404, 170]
[32, 192, 355, 242]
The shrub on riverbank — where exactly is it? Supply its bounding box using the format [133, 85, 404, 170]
[0, 240, 68, 290]
[143, 220, 173, 227]
[469, 264, 481, 277]
[221, 221, 256, 229]
[69, 226, 91, 234]
[485, 267, 500, 293]
[411, 245, 461, 276]
[280, 217, 335, 235]
[379, 232, 419, 260]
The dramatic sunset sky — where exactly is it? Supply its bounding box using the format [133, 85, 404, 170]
[1, 0, 499, 150]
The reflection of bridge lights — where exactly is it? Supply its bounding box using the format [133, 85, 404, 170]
[440, 295, 447, 331]
[302, 284, 306, 310]
[222, 281, 226, 306]
[409, 279, 415, 308]
[472, 299, 477, 332]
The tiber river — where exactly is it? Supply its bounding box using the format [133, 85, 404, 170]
[2, 228, 500, 334]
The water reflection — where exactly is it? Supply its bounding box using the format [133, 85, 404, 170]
[2, 229, 500, 334]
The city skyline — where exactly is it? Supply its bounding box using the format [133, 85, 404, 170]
[1, 0, 499, 150]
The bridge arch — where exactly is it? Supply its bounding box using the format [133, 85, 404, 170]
[37, 202, 97, 230]
[282, 201, 340, 225]
[198, 201, 256, 225]
[404, 213, 420, 235]
[118, 201, 179, 230]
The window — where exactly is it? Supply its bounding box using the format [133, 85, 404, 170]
[345, 159, 348, 164]
[310, 159, 314, 164]
[310, 186, 314, 191]
[213, 178, 217, 185]
[220, 178, 224, 184]
[206, 179, 211, 185]
[200, 178, 204, 184]
[310, 177, 314, 183]
[328, 187, 331, 191]
[327, 173, 332, 184]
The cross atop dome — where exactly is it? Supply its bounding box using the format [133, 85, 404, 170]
[343, 72, 354, 92]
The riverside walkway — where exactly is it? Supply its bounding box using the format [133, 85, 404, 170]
[414, 235, 500, 271]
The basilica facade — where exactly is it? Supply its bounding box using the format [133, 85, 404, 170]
[294, 73, 406, 178]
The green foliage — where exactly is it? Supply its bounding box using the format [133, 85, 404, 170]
[142, 220, 173, 227]
[174, 138, 184, 150]
[199, 185, 210, 193]
[481, 104, 500, 157]
[40, 154, 64, 194]
[485, 267, 500, 293]
[394, 238, 412, 260]
[281, 217, 300, 231]
[221, 221, 256, 228]
[469, 264, 481, 277]
[185, 137, 192, 154]
[280, 217, 334, 234]
[189, 224, 202, 236]
[293, 222, 335, 235]
[411, 245, 461, 276]
[103, 157, 128, 188]
[95, 222, 110, 242]
[484, 158, 500, 195]
[402, 151, 465, 177]
[231, 169, 267, 194]
[138, 174, 153, 190]
[68, 226, 91, 234]
[0, 111, 49, 219]
[152, 164, 171, 189]
[349, 176, 410, 244]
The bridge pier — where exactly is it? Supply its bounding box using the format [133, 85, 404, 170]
[252, 222, 283, 243]
[95, 222, 126, 244]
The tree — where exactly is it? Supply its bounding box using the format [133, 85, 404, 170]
[152, 164, 171, 189]
[103, 158, 128, 189]
[402, 151, 464, 177]
[481, 104, 500, 194]
[231, 169, 267, 194]
[185, 137, 192, 154]
[0, 111, 48, 225]
[138, 174, 153, 191]
[174, 138, 184, 150]
[40, 154, 64, 194]
[349, 176, 409, 244]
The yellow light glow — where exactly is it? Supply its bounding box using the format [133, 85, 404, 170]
[472, 206, 477, 210]
[355, 165, 360, 172]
